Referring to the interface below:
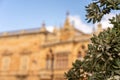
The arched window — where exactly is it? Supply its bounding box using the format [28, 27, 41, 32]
[77, 51, 82, 59]
[55, 53, 68, 69]
[20, 56, 29, 71]
[46, 54, 51, 69]
[77, 51, 85, 61]
[46, 49, 54, 70]
[2, 57, 11, 71]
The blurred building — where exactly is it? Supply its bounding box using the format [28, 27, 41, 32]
[0, 14, 102, 80]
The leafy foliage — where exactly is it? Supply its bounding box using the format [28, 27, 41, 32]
[86, 0, 120, 23]
[65, 0, 120, 80]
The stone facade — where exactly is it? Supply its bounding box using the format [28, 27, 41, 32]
[0, 15, 102, 80]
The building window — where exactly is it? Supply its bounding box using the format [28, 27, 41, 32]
[20, 56, 29, 71]
[46, 54, 51, 70]
[46, 49, 54, 70]
[55, 53, 68, 69]
[2, 57, 11, 71]
[77, 51, 84, 61]
[77, 51, 82, 59]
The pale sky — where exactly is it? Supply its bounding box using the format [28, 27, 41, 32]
[0, 0, 119, 33]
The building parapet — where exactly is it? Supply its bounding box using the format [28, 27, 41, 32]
[0, 28, 50, 37]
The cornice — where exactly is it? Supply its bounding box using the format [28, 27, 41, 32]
[41, 38, 90, 48]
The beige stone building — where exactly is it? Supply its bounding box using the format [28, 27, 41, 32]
[0, 14, 102, 80]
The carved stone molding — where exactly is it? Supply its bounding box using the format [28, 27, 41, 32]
[2, 50, 13, 56]
[19, 49, 32, 55]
